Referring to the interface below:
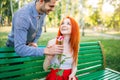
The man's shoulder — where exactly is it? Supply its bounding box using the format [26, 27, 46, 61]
[14, 2, 34, 18]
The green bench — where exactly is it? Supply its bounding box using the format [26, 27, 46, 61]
[0, 41, 120, 80]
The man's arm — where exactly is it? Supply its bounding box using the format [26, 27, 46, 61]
[14, 16, 44, 57]
[14, 16, 63, 57]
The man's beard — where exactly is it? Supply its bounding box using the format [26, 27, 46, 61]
[39, 8, 46, 14]
[39, 4, 48, 14]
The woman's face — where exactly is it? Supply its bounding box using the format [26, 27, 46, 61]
[60, 18, 72, 35]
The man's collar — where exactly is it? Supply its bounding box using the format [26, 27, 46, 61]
[32, 2, 46, 18]
[32, 2, 39, 17]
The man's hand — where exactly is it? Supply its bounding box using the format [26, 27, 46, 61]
[44, 44, 63, 55]
[28, 42, 38, 47]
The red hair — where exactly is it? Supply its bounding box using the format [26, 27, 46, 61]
[56, 16, 80, 65]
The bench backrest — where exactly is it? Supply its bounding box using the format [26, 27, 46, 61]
[0, 46, 48, 80]
[76, 41, 105, 77]
[0, 41, 105, 80]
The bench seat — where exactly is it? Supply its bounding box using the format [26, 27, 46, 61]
[77, 68, 120, 80]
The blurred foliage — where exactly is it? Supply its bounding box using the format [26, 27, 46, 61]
[0, 0, 120, 31]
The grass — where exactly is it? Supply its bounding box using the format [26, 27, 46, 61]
[101, 40, 120, 71]
[38, 32, 57, 46]
[0, 27, 120, 72]
[0, 32, 8, 47]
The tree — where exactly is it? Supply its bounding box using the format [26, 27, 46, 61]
[101, 0, 120, 31]
[0, 0, 12, 26]
[109, 0, 120, 31]
[10, 0, 13, 18]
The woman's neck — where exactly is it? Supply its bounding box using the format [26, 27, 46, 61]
[63, 35, 72, 54]
[63, 35, 70, 44]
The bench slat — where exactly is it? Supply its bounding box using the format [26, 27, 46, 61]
[80, 45, 101, 51]
[77, 69, 120, 80]
[0, 53, 18, 58]
[76, 65, 102, 75]
[99, 73, 120, 80]
[7, 71, 49, 80]
[0, 46, 45, 53]
[79, 49, 102, 54]
[0, 56, 44, 64]
[78, 56, 103, 63]
[77, 70, 105, 79]
[94, 70, 113, 79]
[78, 60, 103, 70]
[78, 53, 102, 59]
[0, 66, 44, 79]
[0, 47, 14, 53]
[109, 76, 120, 80]
[80, 41, 99, 47]
[0, 61, 44, 72]
[80, 70, 111, 80]
[98, 69, 120, 80]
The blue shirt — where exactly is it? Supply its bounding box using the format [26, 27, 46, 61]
[7, 1, 46, 57]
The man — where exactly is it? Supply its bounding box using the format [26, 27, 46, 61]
[6, 0, 63, 57]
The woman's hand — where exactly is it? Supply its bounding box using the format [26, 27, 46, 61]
[69, 66, 77, 80]
[69, 74, 76, 80]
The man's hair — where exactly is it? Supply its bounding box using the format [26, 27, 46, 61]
[36, 0, 51, 3]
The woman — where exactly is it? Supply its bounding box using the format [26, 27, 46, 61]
[43, 16, 80, 80]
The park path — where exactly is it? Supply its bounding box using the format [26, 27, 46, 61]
[83, 29, 120, 40]
[95, 32, 120, 39]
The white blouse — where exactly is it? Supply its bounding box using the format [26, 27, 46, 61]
[50, 53, 73, 69]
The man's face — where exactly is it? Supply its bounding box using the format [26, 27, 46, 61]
[40, 0, 57, 14]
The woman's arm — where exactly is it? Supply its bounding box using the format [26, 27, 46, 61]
[43, 39, 56, 71]
[69, 63, 77, 80]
